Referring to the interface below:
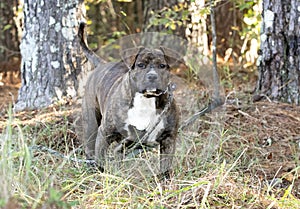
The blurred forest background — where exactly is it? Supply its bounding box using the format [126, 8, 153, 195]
[0, 0, 260, 102]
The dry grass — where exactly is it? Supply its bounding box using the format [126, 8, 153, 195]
[1, 80, 300, 208]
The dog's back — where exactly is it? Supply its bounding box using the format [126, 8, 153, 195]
[86, 61, 129, 104]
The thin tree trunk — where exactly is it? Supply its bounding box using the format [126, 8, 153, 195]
[15, 0, 87, 111]
[136, 0, 143, 31]
[0, 1, 20, 61]
[210, 0, 222, 107]
[254, 0, 300, 104]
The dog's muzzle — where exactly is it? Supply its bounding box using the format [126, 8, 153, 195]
[146, 70, 158, 82]
[143, 82, 176, 98]
[142, 69, 166, 97]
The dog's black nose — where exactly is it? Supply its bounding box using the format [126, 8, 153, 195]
[146, 71, 158, 81]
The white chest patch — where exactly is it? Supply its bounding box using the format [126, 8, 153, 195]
[125, 93, 165, 141]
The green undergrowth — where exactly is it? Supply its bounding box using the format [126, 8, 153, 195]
[1, 105, 299, 209]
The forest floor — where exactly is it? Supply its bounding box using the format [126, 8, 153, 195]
[0, 65, 300, 208]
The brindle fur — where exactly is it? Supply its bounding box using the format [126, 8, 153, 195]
[79, 24, 179, 176]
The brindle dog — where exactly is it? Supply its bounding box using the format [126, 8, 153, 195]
[79, 24, 179, 177]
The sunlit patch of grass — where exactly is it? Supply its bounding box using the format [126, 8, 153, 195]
[0, 106, 33, 207]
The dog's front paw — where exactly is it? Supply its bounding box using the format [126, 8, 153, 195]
[157, 170, 172, 181]
[96, 165, 104, 172]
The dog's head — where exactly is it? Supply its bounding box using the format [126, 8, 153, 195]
[122, 47, 178, 97]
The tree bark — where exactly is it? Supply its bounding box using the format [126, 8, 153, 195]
[15, 0, 87, 111]
[255, 0, 300, 104]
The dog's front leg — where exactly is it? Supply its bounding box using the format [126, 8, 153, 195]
[159, 133, 176, 179]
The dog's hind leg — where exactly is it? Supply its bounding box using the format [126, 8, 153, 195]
[82, 100, 101, 160]
[94, 126, 111, 170]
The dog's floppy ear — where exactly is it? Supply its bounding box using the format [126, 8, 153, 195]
[121, 46, 145, 69]
[159, 46, 183, 68]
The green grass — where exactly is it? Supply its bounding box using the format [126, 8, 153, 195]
[1, 105, 300, 209]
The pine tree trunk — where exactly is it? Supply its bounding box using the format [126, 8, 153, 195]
[15, 0, 87, 111]
[254, 0, 300, 104]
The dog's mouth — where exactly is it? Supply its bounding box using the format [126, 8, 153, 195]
[142, 89, 164, 97]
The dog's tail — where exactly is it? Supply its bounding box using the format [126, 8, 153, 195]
[78, 22, 105, 67]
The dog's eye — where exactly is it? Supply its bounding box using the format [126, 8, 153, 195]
[137, 63, 146, 69]
[159, 64, 166, 69]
